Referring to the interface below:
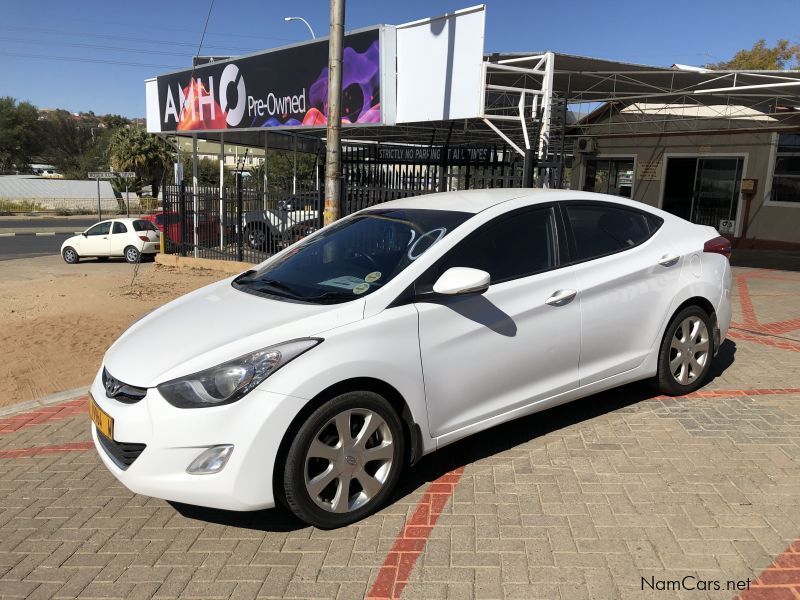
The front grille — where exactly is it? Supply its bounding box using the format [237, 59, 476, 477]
[102, 368, 147, 404]
[96, 429, 146, 470]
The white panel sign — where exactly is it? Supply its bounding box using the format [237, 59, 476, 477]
[395, 5, 486, 123]
[145, 78, 162, 133]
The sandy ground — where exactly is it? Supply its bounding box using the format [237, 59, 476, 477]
[0, 256, 228, 406]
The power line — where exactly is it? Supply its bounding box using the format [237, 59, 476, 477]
[0, 25, 262, 54]
[0, 51, 181, 69]
[0, 36, 204, 59]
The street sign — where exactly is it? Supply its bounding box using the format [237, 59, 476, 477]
[87, 171, 136, 179]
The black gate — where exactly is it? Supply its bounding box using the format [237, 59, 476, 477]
[161, 177, 321, 264]
[341, 143, 524, 215]
[161, 142, 524, 264]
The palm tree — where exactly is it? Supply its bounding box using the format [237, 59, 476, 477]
[108, 127, 172, 197]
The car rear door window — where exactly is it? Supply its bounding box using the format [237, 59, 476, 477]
[133, 220, 157, 232]
[112, 222, 128, 234]
[564, 203, 661, 262]
[424, 206, 557, 287]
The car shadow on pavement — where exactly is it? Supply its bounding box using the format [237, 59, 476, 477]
[170, 340, 736, 532]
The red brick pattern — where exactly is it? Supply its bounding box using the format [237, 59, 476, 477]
[740, 541, 800, 600]
[0, 397, 87, 434]
[729, 270, 800, 352]
[0, 441, 93, 459]
[367, 468, 465, 600]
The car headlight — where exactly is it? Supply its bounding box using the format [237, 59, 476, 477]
[157, 338, 322, 408]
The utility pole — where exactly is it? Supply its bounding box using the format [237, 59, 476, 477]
[323, 0, 345, 226]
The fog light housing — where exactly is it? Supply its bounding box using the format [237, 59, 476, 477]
[186, 445, 233, 474]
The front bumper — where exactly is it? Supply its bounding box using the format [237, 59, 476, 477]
[89, 369, 308, 511]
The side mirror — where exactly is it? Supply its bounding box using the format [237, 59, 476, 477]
[82, 232, 88, 237]
[433, 267, 491, 296]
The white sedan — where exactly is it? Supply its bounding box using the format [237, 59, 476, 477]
[61, 218, 160, 264]
[89, 189, 732, 528]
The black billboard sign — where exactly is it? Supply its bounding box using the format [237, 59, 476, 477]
[156, 29, 380, 132]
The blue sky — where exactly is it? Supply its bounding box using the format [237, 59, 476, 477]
[2, 0, 798, 117]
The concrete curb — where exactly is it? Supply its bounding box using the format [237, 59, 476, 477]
[0, 387, 89, 417]
[155, 253, 255, 274]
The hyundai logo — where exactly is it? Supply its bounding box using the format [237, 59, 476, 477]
[105, 375, 121, 398]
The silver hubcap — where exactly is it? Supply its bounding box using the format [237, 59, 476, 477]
[670, 316, 710, 385]
[127, 249, 137, 261]
[304, 409, 394, 513]
[65, 249, 76, 261]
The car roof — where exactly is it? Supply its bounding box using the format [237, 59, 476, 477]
[365, 188, 662, 215]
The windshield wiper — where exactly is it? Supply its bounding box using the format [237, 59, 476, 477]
[250, 278, 304, 298]
[301, 290, 358, 304]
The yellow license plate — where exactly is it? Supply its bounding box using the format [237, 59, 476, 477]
[89, 394, 114, 440]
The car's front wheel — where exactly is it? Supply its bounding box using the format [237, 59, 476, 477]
[282, 391, 405, 528]
[245, 224, 271, 252]
[124, 246, 140, 264]
[656, 305, 715, 395]
[62, 247, 79, 264]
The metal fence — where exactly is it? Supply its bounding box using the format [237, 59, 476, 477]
[161, 176, 321, 264]
[341, 143, 524, 215]
[160, 142, 525, 264]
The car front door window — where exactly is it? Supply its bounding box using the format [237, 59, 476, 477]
[82, 222, 111, 256]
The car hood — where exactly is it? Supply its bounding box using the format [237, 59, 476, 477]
[103, 277, 366, 387]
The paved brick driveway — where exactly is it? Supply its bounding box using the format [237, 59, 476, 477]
[1, 266, 799, 600]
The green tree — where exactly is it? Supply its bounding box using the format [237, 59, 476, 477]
[706, 39, 800, 70]
[108, 127, 173, 197]
[38, 109, 109, 179]
[0, 97, 41, 172]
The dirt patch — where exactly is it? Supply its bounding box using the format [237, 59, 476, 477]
[0, 257, 229, 406]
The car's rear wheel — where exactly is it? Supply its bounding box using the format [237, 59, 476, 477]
[282, 391, 405, 528]
[62, 247, 79, 264]
[124, 246, 140, 264]
[656, 306, 714, 395]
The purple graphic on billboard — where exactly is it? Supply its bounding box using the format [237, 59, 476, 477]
[156, 29, 381, 131]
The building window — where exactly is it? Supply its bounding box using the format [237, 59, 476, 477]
[583, 158, 634, 198]
[772, 134, 800, 204]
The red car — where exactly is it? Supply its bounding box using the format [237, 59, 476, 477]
[142, 211, 221, 246]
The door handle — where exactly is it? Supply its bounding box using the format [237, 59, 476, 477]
[658, 254, 679, 267]
[545, 289, 577, 307]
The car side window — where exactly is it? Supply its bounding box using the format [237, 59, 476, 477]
[419, 206, 557, 290]
[86, 222, 111, 236]
[112, 222, 128, 234]
[564, 203, 661, 262]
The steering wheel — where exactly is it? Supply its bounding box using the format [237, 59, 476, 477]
[352, 250, 380, 272]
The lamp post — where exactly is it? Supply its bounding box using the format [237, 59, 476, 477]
[283, 16, 316, 39]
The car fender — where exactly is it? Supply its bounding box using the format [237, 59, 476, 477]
[258, 305, 436, 455]
[641, 251, 726, 375]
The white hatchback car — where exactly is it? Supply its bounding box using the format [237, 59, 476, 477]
[61, 218, 160, 264]
[90, 189, 732, 528]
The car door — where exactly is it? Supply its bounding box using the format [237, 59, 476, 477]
[561, 201, 681, 385]
[81, 221, 111, 256]
[109, 221, 129, 256]
[415, 205, 581, 438]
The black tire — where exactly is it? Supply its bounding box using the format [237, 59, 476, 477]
[656, 305, 715, 396]
[124, 246, 140, 264]
[245, 224, 271, 252]
[62, 246, 79, 264]
[282, 391, 406, 528]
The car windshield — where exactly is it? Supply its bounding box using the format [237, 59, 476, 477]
[232, 208, 470, 304]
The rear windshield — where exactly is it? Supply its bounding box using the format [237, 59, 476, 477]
[133, 220, 158, 232]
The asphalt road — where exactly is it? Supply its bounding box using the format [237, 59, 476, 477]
[0, 233, 72, 261]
